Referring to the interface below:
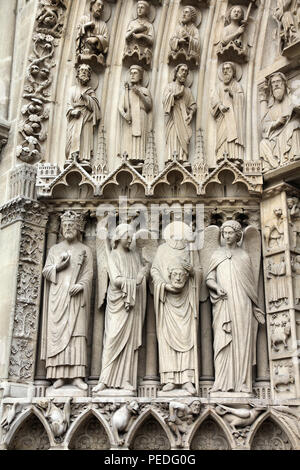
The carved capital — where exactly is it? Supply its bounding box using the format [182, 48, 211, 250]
[0, 197, 48, 229]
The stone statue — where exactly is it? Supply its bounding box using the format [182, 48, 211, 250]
[41, 211, 93, 391]
[267, 256, 289, 309]
[273, 0, 300, 52]
[151, 221, 202, 395]
[287, 196, 300, 249]
[166, 400, 201, 447]
[93, 224, 149, 394]
[111, 400, 139, 445]
[201, 222, 265, 395]
[259, 72, 300, 172]
[215, 403, 266, 433]
[119, 65, 152, 165]
[291, 255, 300, 304]
[217, 4, 249, 62]
[168, 5, 201, 67]
[123, 0, 154, 66]
[264, 208, 284, 250]
[37, 398, 71, 438]
[211, 62, 245, 165]
[76, 0, 109, 67]
[65, 64, 101, 167]
[163, 64, 196, 164]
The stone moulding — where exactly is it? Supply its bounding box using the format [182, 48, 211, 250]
[1, 398, 299, 450]
[0, 198, 48, 383]
[36, 157, 263, 200]
[16, 0, 68, 164]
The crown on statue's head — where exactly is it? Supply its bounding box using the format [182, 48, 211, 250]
[60, 211, 86, 232]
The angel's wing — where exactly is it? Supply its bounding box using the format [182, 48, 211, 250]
[242, 225, 261, 292]
[96, 226, 109, 309]
[199, 225, 221, 302]
[132, 229, 159, 266]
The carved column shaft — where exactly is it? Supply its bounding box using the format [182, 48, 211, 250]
[261, 186, 300, 400]
[0, 198, 48, 390]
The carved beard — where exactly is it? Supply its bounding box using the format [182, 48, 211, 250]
[273, 87, 285, 102]
[223, 74, 233, 85]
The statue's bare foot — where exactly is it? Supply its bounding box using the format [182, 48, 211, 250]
[92, 382, 106, 393]
[162, 382, 175, 392]
[53, 379, 65, 389]
[182, 382, 196, 394]
[72, 378, 88, 390]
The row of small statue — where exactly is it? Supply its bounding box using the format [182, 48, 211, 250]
[41, 211, 265, 396]
[77, 1, 252, 70]
[67, 58, 300, 173]
[68, 1, 300, 173]
[77, 1, 300, 68]
[70, 0, 250, 168]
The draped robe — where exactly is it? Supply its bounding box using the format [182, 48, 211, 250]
[163, 82, 196, 162]
[260, 93, 300, 171]
[119, 85, 152, 161]
[65, 83, 101, 162]
[124, 18, 154, 64]
[211, 79, 245, 162]
[41, 241, 93, 379]
[169, 22, 200, 63]
[206, 247, 259, 393]
[99, 249, 146, 389]
[151, 241, 200, 385]
[76, 15, 109, 61]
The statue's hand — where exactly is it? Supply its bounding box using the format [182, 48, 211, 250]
[56, 253, 70, 271]
[219, 104, 229, 114]
[237, 25, 245, 35]
[216, 287, 227, 299]
[165, 283, 181, 293]
[71, 109, 81, 118]
[69, 284, 83, 296]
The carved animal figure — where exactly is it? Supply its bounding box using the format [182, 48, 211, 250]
[274, 371, 295, 392]
[215, 403, 266, 432]
[37, 397, 71, 437]
[0, 403, 18, 431]
[111, 400, 139, 445]
[271, 321, 291, 351]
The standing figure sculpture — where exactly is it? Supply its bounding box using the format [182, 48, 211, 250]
[65, 64, 101, 166]
[41, 211, 93, 391]
[273, 0, 299, 52]
[201, 221, 265, 395]
[119, 65, 152, 164]
[168, 5, 201, 67]
[151, 222, 202, 395]
[93, 224, 149, 394]
[163, 64, 196, 164]
[76, 0, 109, 67]
[259, 72, 300, 172]
[211, 62, 245, 165]
[123, 0, 154, 67]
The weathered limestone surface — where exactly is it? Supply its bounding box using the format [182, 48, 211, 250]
[0, 0, 300, 451]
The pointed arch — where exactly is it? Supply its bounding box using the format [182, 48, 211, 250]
[248, 410, 296, 450]
[66, 408, 112, 450]
[188, 408, 233, 450]
[127, 408, 173, 450]
[6, 407, 53, 450]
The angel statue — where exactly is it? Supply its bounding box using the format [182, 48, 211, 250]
[93, 223, 156, 395]
[151, 221, 202, 395]
[200, 220, 265, 396]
